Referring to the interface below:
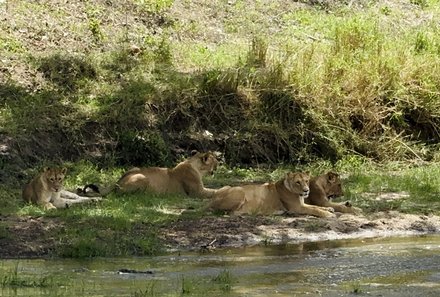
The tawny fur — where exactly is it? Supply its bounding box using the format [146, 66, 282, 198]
[22, 167, 101, 210]
[88, 152, 219, 198]
[305, 171, 361, 214]
[208, 172, 335, 218]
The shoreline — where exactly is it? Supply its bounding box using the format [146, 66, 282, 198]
[1, 211, 439, 258]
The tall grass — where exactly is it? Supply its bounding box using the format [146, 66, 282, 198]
[2, 1, 440, 169]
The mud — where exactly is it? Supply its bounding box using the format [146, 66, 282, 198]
[160, 211, 440, 251]
[1, 211, 439, 258]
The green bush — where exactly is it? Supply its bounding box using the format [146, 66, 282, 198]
[117, 130, 170, 166]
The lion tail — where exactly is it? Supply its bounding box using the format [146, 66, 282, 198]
[77, 184, 116, 197]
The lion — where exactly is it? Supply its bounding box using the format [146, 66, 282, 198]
[22, 167, 101, 210]
[82, 151, 219, 198]
[207, 172, 335, 218]
[305, 171, 361, 214]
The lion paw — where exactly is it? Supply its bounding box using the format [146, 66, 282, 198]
[324, 211, 337, 218]
[44, 203, 57, 210]
[351, 206, 363, 214]
[219, 186, 232, 191]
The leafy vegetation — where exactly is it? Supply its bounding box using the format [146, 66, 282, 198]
[1, 0, 440, 258]
[2, 0, 440, 174]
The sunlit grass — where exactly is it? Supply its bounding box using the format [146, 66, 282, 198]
[343, 163, 440, 215]
[4, 157, 440, 259]
[173, 42, 247, 71]
[3, 0, 440, 259]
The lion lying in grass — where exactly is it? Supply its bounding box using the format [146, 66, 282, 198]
[81, 151, 219, 198]
[207, 172, 335, 218]
[22, 167, 101, 210]
[305, 171, 361, 214]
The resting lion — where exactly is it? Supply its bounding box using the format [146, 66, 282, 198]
[207, 172, 335, 218]
[82, 151, 219, 198]
[22, 167, 101, 210]
[305, 171, 361, 214]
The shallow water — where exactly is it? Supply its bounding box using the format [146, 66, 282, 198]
[1, 235, 439, 296]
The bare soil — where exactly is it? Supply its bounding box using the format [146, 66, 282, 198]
[2, 211, 439, 258]
[160, 211, 440, 251]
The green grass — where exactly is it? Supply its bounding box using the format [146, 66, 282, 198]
[39, 191, 198, 258]
[345, 166, 440, 214]
[212, 269, 235, 293]
[2, 0, 440, 259]
[1, 157, 440, 258]
[2, 0, 440, 167]
[14, 160, 211, 258]
[1, 264, 63, 289]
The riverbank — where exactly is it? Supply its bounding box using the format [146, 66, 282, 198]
[2, 1, 440, 179]
[162, 211, 440, 250]
[1, 211, 439, 258]
[2, 161, 440, 259]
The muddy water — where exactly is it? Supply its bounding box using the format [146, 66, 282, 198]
[1, 235, 439, 296]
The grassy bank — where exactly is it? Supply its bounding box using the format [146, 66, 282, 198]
[0, 158, 439, 258]
[1, 0, 440, 258]
[1, 1, 440, 177]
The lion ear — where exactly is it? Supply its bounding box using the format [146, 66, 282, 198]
[202, 153, 210, 163]
[61, 167, 67, 175]
[191, 150, 199, 156]
[327, 171, 338, 182]
[43, 167, 50, 172]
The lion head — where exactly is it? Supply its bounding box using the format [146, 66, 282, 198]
[283, 171, 310, 198]
[323, 171, 343, 199]
[42, 167, 67, 192]
[190, 151, 219, 176]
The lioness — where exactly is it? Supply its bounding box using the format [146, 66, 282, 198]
[22, 167, 101, 210]
[305, 171, 361, 214]
[207, 172, 335, 218]
[82, 151, 219, 198]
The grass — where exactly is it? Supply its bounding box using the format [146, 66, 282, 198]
[2, 1, 440, 168]
[343, 162, 440, 214]
[0, 264, 63, 289]
[179, 270, 236, 296]
[0, 263, 235, 296]
[348, 281, 364, 294]
[42, 190, 196, 258]
[212, 269, 235, 292]
[132, 282, 158, 297]
[1, 157, 439, 259]
[2, 0, 440, 258]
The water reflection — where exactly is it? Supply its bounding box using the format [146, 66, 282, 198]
[0, 235, 439, 296]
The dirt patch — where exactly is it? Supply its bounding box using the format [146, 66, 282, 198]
[159, 211, 440, 251]
[1, 211, 439, 258]
[0, 215, 62, 258]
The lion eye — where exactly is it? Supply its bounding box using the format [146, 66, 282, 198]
[296, 181, 300, 185]
[50, 178, 54, 182]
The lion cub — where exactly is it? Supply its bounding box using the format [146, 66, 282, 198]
[22, 167, 101, 210]
[305, 171, 361, 214]
[208, 172, 335, 218]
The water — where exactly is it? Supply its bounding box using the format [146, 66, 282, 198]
[1, 235, 439, 296]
